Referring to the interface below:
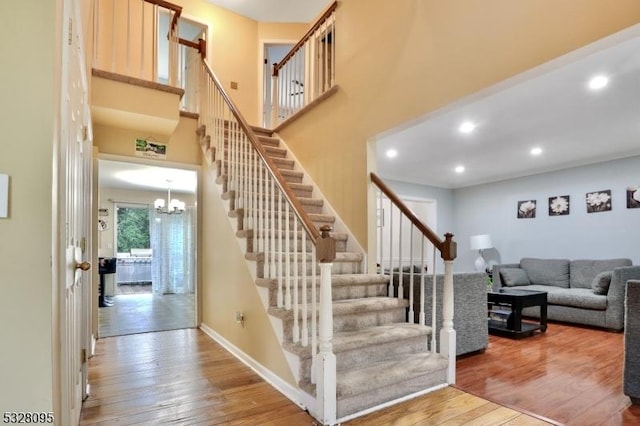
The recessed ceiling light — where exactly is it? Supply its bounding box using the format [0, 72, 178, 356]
[458, 121, 476, 134]
[530, 147, 543, 156]
[386, 149, 398, 158]
[454, 165, 465, 173]
[588, 75, 609, 91]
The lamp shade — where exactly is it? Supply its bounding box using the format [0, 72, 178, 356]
[470, 234, 492, 251]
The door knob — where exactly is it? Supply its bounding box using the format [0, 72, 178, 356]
[76, 261, 91, 271]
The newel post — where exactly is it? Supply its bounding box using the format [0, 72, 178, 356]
[316, 225, 336, 424]
[271, 64, 280, 127]
[439, 232, 457, 384]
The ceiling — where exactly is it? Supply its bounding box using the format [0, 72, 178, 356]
[204, 0, 330, 22]
[99, 160, 197, 194]
[376, 26, 640, 189]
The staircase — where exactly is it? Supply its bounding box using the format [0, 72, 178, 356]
[197, 123, 450, 421]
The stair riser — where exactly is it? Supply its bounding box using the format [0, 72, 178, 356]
[221, 147, 288, 159]
[220, 157, 295, 171]
[297, 335, 429, 382]
[264, 283, 388, 309]
[280, 308, 407, 343]
[229, 200, 324, 215]
[337, 369, 448, 419]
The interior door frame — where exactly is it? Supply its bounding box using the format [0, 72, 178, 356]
[95, 153, 202, 329]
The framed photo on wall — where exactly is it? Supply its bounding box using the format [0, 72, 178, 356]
[627, 186, 640, 209]
[517, 200, 536, 219]
[586, 190, 612, 213]
[548, 195, 570, 216]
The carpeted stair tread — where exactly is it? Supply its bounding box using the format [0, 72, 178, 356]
[336, 352, 448, 399]
[283, 323, 431, 358]
[256, 273, 388, 288]
[246, 251, 363, 263]
[268, 296, 407, 320]
[237, 229, 348, 241]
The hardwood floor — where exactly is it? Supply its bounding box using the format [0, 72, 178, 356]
[456, 321, 640, 425]
[80, 329, 547, 425]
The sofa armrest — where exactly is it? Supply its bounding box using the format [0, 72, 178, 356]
[491, 263, 520, 291]
[606, 266, 640, 330]
[624, 280, 640, 402]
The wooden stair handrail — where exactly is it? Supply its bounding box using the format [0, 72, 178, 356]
[371, 173, 457, 261]
[202, 60, 321, 242]
[144, 0, 182, 30]
[272, 1, 338, 77]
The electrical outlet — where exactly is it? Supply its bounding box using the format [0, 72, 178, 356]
[235, 311, 244, 327]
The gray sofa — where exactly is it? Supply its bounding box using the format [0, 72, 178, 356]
[624, 280, 640, 404]
[394, 271, 488, 356]
[492, 258, 640, 331]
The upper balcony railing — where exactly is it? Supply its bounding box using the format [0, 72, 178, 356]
[92, 0, 205, 112]
[270, 1, 338, 128]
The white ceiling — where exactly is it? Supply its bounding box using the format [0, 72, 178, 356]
[204, 0, 330, 22]
[99, 160, 197, 194]
[376, 26, 640, 189]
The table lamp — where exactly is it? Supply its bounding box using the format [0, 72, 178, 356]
[470, 234, 492, 272]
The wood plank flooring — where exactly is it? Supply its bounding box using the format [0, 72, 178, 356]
[80, 329, 548, 425]
[456, 321, 640, 425]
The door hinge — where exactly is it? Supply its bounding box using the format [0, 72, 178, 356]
[81, 348, 87, 363]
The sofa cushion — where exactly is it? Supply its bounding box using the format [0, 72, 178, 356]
[591, 271, 612, 295]
[520, 258, 570, 288]
[499, 268, 530, 287]
[570, 259, 632, 288]
[515, 285, 608, 310]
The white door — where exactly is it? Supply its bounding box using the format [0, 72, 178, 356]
[58, 0, 92, 424]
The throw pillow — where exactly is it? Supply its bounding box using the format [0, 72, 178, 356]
[500, 268, 530, 287]
[592, 271, 612, 295]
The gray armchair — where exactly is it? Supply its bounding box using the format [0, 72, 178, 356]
[624, 280, 640, 403]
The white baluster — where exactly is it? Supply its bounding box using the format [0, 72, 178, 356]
[419, 236, 426, 326]
[408, 223, 414, 323]
[293, 218, 300, 343]
[285, 203, 291, 310]
[388, 202, 394, 297]
[270, 179, 276, 278]
[301, 231, 308, 346]
[431, 248, 437, 353]
[398, 214, 403, 299]
[277, 191, 283, 308]
[310, 244, 317, 384]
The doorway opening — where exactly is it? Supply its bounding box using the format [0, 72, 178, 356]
[262, 42, 295, 128]
[97, 159, 197, 337]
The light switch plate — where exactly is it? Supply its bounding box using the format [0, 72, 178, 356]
[0, 174, 8, 218]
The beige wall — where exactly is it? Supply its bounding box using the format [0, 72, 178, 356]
[0, 0, 56, 414]
[278, 0, 640, 251]
[93, 116, 201, 165]
[201, 164, 296, 385]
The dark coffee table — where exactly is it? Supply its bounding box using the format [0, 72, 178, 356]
[487, 288, 547, 338]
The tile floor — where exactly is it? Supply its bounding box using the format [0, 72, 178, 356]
[98, 290, 195, 338]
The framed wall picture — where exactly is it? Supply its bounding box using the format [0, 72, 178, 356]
[517, 200, 536, 219]
[627, 186, 640, 209]
[586, 190, 612, 213]
[548, 195, 570, 216]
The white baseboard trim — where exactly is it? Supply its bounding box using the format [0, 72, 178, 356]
[199, 323, 307, 411]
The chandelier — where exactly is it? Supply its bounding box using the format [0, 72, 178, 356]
[154, 180, 185, 214]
